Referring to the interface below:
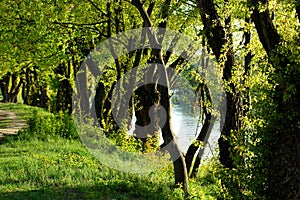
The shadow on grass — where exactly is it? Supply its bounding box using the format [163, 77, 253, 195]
[0, 179, 171, 200]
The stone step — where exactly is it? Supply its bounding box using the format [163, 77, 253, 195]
[0, 128, 20, 135]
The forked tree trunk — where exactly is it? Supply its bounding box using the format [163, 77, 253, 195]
[131, 0, 189, 191]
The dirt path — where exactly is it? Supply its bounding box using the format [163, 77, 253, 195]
[0, 109, 27, 142]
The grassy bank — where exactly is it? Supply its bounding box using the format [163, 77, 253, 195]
[0, 103, 42, 120]
[0, 103, 220, 200]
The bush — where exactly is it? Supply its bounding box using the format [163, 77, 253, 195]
[20, 110, 78, 140]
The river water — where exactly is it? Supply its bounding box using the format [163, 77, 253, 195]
[171, 103, 220, 159]
[129, 103, 220, 159]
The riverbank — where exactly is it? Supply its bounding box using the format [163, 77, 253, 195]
[0, 103, 221, 200]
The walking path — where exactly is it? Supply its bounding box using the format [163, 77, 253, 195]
[0, 109, 27, 143]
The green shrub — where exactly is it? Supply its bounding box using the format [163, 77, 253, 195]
[108, 130, 143, 153]
[20, 110, 78, 140]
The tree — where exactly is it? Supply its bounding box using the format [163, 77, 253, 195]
[130, 0, 190, 191]
[249, 0, 300, 199]
[194, 0, 300, 199]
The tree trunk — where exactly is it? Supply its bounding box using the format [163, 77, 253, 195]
[94, 77, 118, 132]
[94, 81, 106, 126]
[54, 62, 73, 112]
[22, 68, 31, 105]
[0, 73, 22, 103]
[243, 17, 253, 114]
[134, 84, 157, 143]
[0, 74, 10, 102]
[133, 2, 158, 145]
[268, 83, 300, 200]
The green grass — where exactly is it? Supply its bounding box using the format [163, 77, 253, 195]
[0, 103, 220, 200]
[0, 103, 44, 120]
